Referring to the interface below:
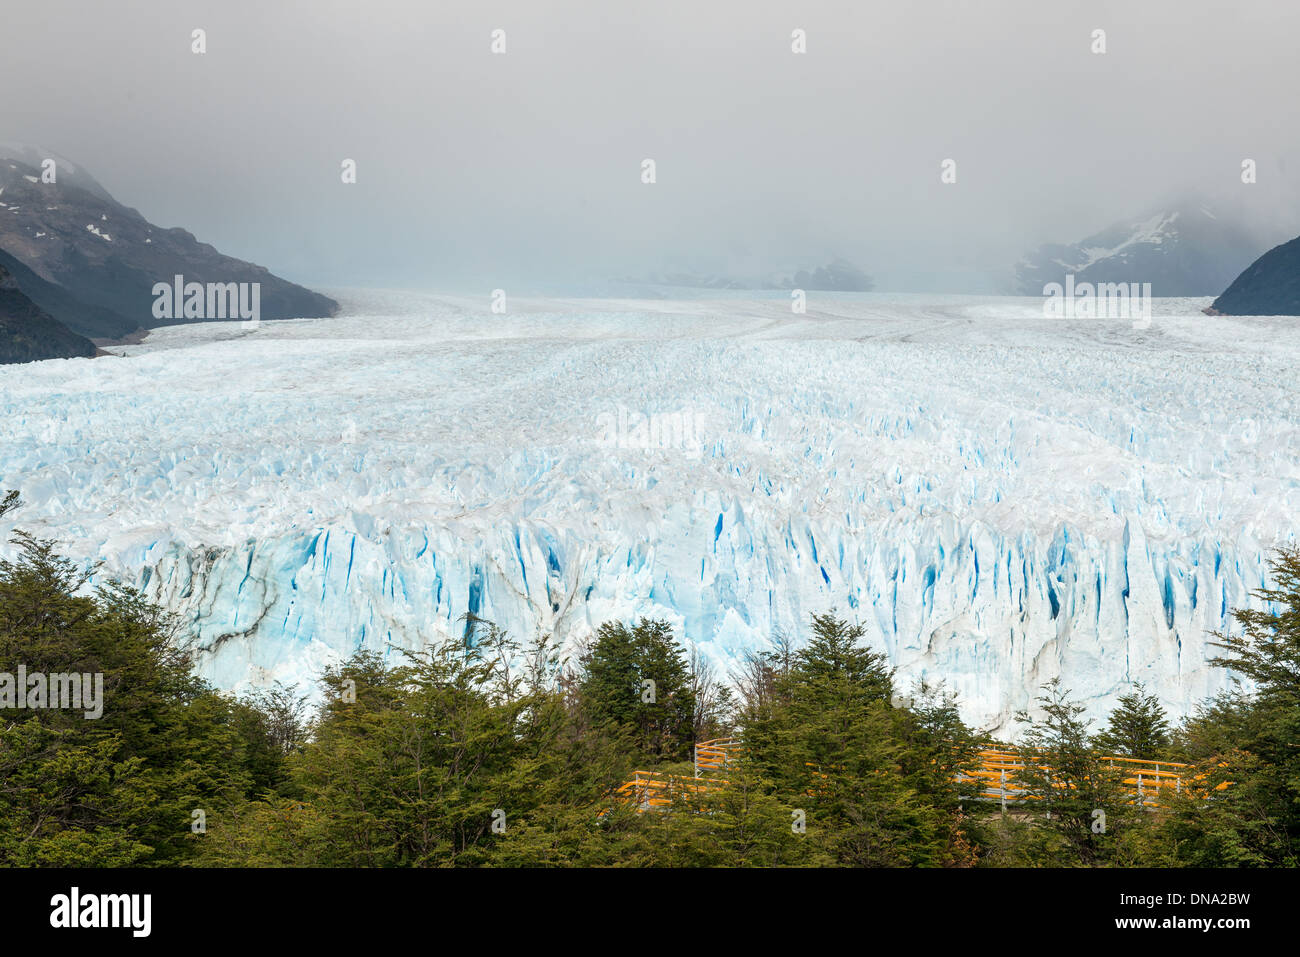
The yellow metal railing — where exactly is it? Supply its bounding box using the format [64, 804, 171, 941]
[960, 747, 1196, 809]
[694, 737, 740, 776]
[610, 738, 1227, 814]
[602, 739, 741, 814]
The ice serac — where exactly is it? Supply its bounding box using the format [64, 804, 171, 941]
[131, 495, 1269, 737]
[1, 292, 1295, 737]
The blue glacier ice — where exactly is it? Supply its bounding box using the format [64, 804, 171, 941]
[2, 289, 1297, 736]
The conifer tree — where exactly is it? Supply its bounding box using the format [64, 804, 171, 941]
[0, 508, 272, 865]
[1161, 546, 1300, 866]
[739, 613, 967, 866]
[1012, 679, 1134, 865]
[1092, 683, 1171, 758]
[578, 618, 695, 761]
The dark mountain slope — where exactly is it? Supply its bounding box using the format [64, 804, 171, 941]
[0, 246, 135, 340]
[0, 152, 337, 337]
[1015, 203, 1265, 297]
[1208, 235, 1300, 316]
[0, 263, 97, 363]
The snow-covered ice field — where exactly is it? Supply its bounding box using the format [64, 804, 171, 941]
[2, 290, 1297, 734]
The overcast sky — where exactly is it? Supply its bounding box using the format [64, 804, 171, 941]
[3, 0, 1298, 292]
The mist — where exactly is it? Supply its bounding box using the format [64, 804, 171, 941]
[3, 0, 1298, 292]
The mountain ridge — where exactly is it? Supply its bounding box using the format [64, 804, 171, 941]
[0, 151, 338, 345]
[1207, 234, 1300, 316]
[1015, 202, 1267, 297]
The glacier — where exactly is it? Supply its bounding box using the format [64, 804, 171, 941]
[2, 289, 1298, 736]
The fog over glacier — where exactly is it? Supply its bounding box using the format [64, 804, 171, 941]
[2, 292, 1296, 735]
[4, 1, 1300, 291]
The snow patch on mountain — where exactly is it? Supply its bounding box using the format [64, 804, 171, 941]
[1017, 204, 1265, 298]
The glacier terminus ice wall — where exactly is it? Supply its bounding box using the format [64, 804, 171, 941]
[2, 291, 1296, 736]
